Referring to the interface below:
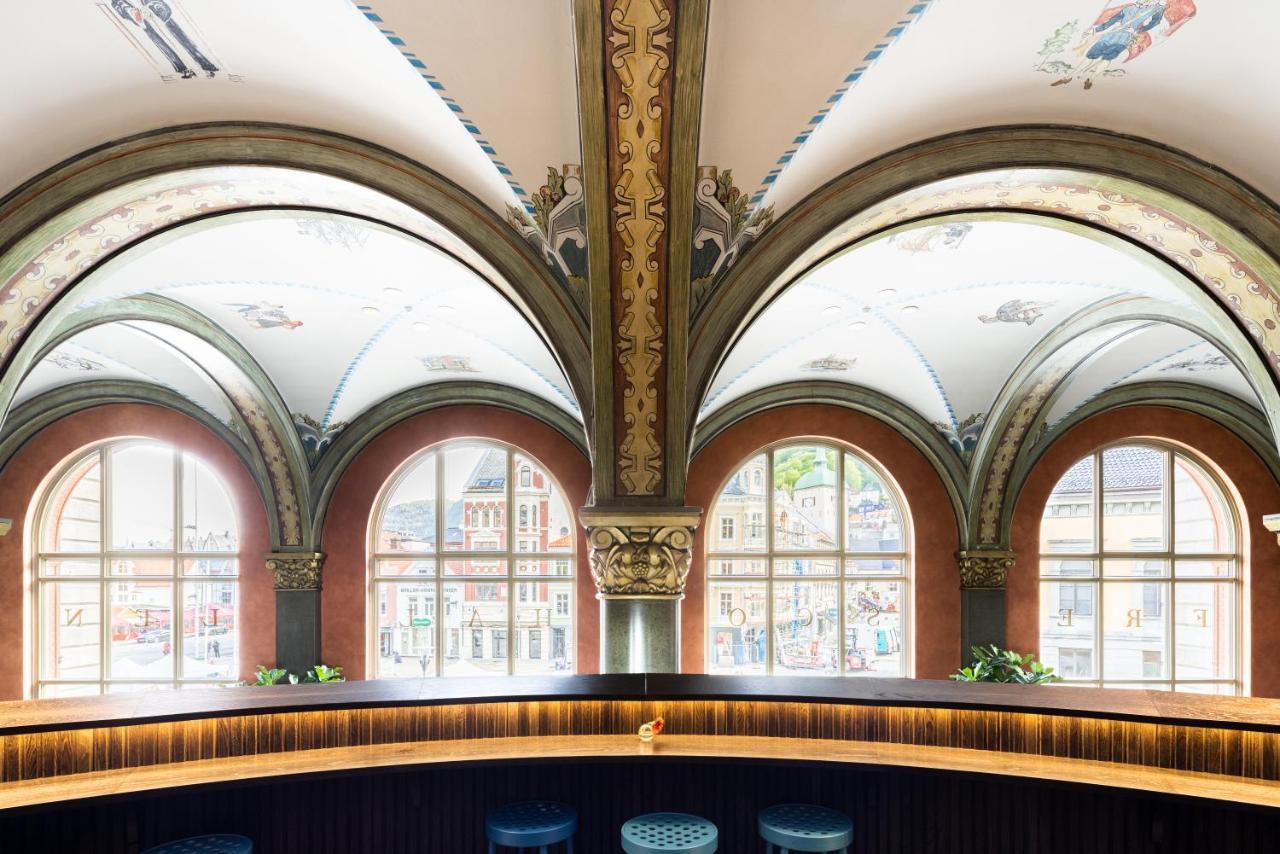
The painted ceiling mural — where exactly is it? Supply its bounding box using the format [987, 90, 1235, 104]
[703, 219, 1261, 458]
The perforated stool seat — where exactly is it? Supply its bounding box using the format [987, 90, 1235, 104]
[141, 835, 253, 854]
[621, 812, 718, 853]
[485, 800, 577, 852]
[758, 804, 853, 853]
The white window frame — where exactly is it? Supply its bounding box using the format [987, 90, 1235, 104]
[369, 439, 576, 677]
[34, 440, 240, 696]
[705, 440, 912, 677]
[1038, 441, 1243, 694]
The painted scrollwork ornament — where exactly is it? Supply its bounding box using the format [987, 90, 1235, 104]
[588, 525, 694, 596]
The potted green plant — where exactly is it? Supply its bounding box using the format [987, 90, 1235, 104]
[243, 664, 345, 686]
[951, 645, 1061, 684]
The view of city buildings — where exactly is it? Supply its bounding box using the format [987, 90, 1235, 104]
[1039, 444, 1238, 692]
[37, 442, 240, 696]
[706, 443, 907, 677]
[372, 442, 575, 677]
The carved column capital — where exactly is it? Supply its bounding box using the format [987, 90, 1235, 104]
[1264, 514, 1280, 545]
[266, 552, 325, 591]
[580, 509, 701, 596]
[956, 550, 1015, 590]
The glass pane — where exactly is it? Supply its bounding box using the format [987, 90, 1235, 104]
[844, 558, 905, 576]
[515, 558, 575, 577]
[708, 559, 766, 577]
[708, 581, 767, 674]
[41, 582, 101, 680]
[845, 580, 905, 677]
[109, 558, 174, 576]
[375, 582, 437, 678]
[1040, 455, 1094, 554]
[183, 557, 238, 577]
[1175, 583, 1235, 681]
[773, 558, 838, 576]
[772, 580, 840, 676]
[379, 452, 437, 553]
[1040, 558, 1096, 578]
[514, 582, 574, 674]
[40, 558, 99, 577]
[773, 445, 838, 551]
[1101, 446, 1165, 552]
[444, 559, 509, 577]
[107, 683, 173, 694]
[109, 580, 174, 680]
[39, 683, 100, 698]
[1106, 682, 1170, 692]
[181, 455, 238, 551]
[42, 452, 101, 552]
[514, 454, 573, 553]
[445, 444, 506, 551]
[1174, 683, 1237, 695]
[443, 581, 507, 676]
[710, 454, 767, 553]
[374, 559, 436, 578]
[181, 582, 236, 680]
[1040, 582, 1096, 680]
[1174, 455, 1234, 553]
[109, 443, 175, 550]
[1174, 560, 1233, 578]
[1102, 582, 1169, 681]
[1102, 559, 1168, 578]
[845, 453, 904, 551]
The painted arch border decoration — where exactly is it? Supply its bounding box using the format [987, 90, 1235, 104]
[691, 126, 1280, 550]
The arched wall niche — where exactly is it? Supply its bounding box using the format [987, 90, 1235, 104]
[690, 127, 1280, 463]
[685, 403, 960, 677]
[318, 405, 594, 680]
[0, 403, 274, 700]
[0, 123, 591, 441]
[1008, 405, 1280, 698]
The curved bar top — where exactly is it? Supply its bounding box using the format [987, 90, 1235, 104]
[4, 674, 1280, 735]
[3, 676, 1280, 812]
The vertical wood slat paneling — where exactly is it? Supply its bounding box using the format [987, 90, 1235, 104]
[4, 699, 1280, 785]
[1, 760, 1278, 854]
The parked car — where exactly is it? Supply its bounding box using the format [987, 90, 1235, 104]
[137, 628, 170, 644]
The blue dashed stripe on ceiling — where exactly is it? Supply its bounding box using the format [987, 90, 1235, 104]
[354, 2, 532, 210]
[749, 0, 936, 209]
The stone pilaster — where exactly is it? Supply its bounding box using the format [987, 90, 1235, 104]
[580, 508, 700, 673]
[266, 552, 325, 675]
[957, 549, 1014, 659]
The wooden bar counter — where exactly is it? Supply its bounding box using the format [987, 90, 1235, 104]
[3, 676, 1280, 851]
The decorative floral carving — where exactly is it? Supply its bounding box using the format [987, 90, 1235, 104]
[587, 524, 694, 596]
[692, 166, 774, 301]
[605, 0, 673, 496]
[267, 552, 324, 591]
[957, 550, 1015, 589]
[506, 165, 587, 283]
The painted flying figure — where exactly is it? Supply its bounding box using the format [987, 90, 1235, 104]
[1037, 0, 1197, 89]
[979, 299, 1050, 327]
[110, 0, 218, 79]
[227, 302, 304, 330]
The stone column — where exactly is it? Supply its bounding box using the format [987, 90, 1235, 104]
[581, 509, 700, 673]
[957, 549, 1014, 659]
[267, 552, 324, 676]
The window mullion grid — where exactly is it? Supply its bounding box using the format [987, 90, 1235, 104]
[172, 447, 183, 687]
[1094, 449, 1104, 685]
[765, 448, 774, 675]
[99, 447, 111, 694]
[506, 448, 514, 676]
[1166, 449, 1176, 688]
[836, 448, 846, 677]
[435, 450, 445, 678]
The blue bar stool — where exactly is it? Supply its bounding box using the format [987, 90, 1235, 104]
[621, 812, 718, 853]
[141, 835, 253, 854]
[758, 804, 853, 853]
[485, 800, 577, 853]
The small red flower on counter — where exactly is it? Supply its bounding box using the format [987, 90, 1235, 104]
[651, 716, 665, 734]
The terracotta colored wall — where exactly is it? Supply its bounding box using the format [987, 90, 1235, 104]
[319, 406, 594, 680]
[1008, 406, 1280, 698]
[685, 405, 962, 677]
[0, 404, 274, 700]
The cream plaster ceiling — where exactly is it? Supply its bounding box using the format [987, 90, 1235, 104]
[703, 219, 1259, 445]
[21, 211, 578, 432]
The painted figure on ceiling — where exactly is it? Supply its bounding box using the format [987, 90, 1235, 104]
[979, 299, 1050, 326]
[1037, 0, 1196, 89]
[109, 0, 218, 80]
[227, 302, 303, 330]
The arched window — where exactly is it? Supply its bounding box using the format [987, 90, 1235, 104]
[35, 440, 240, 697]
[705, 441, 910, 677]
[371, 440, 575, 678]
[1039, 443, 1241, 693]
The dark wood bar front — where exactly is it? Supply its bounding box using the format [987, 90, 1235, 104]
[2, 675, 1280, 852]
